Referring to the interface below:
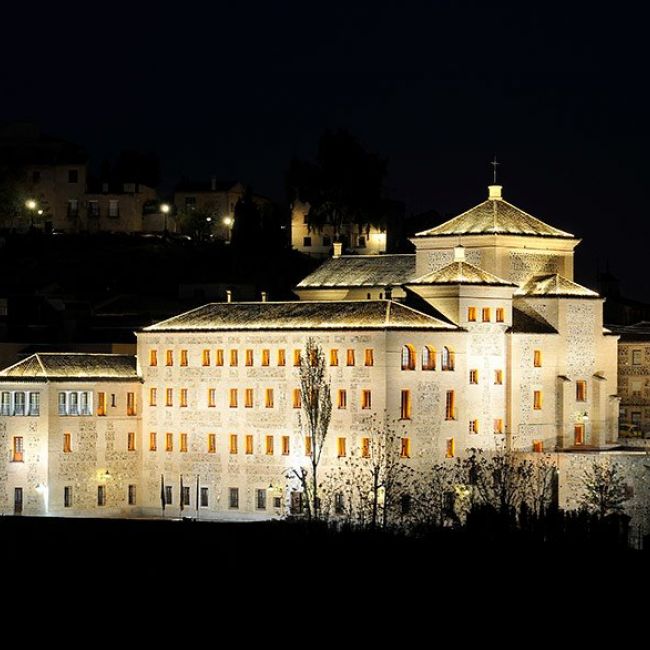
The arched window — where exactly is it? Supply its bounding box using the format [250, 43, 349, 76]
[441, 346, 455, 371]
[422, 345, 436, 371]
[401, 344, 416, 371]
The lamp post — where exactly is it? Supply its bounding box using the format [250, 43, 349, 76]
[25, 199, 37, 227]
[223, 216, 233, 244]
[160, 203, 171, 233]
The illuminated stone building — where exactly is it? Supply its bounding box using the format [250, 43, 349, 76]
[0, 184, 621, 519]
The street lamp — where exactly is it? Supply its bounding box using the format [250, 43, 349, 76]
[160, 203, 171, 233]
[223, 216, 233, 244]
[25, 199, 37, 211]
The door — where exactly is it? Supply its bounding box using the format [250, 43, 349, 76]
[14, 487, 23, 515]
[574, 424, 585, 446]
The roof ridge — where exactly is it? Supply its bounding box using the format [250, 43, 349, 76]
[34, 353, 47, 376]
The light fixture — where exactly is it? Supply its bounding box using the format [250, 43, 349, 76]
[35, 483, 46, 494]
[223, 216, 233, 226]
[25, 199, 37, 210]
[267, 482, 274, 491]
[37, 209, 43, 215]
[206, 216, 212, 222]
[102, 470, 111, 480]
[582, 412, 589, 422]
[160, 203, 170, 214]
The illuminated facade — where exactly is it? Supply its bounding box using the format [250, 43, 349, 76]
[0, 184, 621, 519]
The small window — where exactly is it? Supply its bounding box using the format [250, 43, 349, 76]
[303, 236, 312, 247]
[64, 486, 72, 508]
[229, 488, 239, 509]
[322, 235, 331, 247]
[68, 199, 79, 217]
[632, 349, 642, 365]
[293, 350, 301, 367]
[229, 389, 238, 408]
[494, 419, 503, 434]
[445, 438, 455, 458]
[97, 392, 107, 416]
[330, 349, 339, 366]
[245, 388, 254, 408]
[533, 390, 542, 410]
[400, 390, 411, 420]
[63, 432, 72, 453]
[305, 436, 312, 456]
[149, 387, 157, 406]
[469, 419, 479, 434]
[165, 388, 173, 407]
[496, 307, 505, 323]
[12, 436, 23, 462]
[494, 369, 503, 385]
[364, 349, 374, 366]
[401, 344, 416, 371]
[165, 433, 173, 452]
[361, 389, 372, 410]
[127, 392, 137, 416]
[149, 349, 158, 366]
[128, 485, 137, 506]
[265, 435, 274, 455]
[282, 436, 290, 455]
[337, 437, 347, 458]
[357, 236, 366, 248]
[576, 380, 587, 402]
[400, 437, 411, 459]
[482, 307, 491, 322]
[469, 369, 479, 384]
[422, 345, 436, 370]
[208, 433, 216, 453]
[346, 349, 355, 366]
[180, 350, 188, 366]
[127, 432, 136, 452]
[361, 437, 370, 458]
[533, 440, 544, 453]
[149, 432, 157, 451]
[180, 433, 188, 453]
[533, 350, 542, 367]
[293, 388, 301, 408]
[257, 489, 267, 510]
[108, 200, 119, 217]
[202, 350, 210, 366]
[97, 485, 106, 507]
[265, 388, 274, 408]
[261, 349, 270, 366]
[165, 486, 173, 505]
[230, 350, 238, 367]
[208, 388, 216, 408]
[445, 390, 455, 420]
[245, 349, 254, 366]
[335, 493, 345, 514]
[245, 434, 254, 455]
[277, 349, 286, 366]
[200, 487, 209, 507]
[467, 307, 477, 322]
[166, 350, 173, 366]
[215, 349, 224, 366]
[335, 388, 347, 409]
[230, 434, 238, 454]
[441, 347, 455, 371]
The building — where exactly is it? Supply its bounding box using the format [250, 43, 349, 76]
[0, 183, 622, 521]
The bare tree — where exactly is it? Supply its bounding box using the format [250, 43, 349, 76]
[580, 460, 629, 519]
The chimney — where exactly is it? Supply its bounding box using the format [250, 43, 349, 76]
[333, 242, 343, 258]
[488, 185, 502, 200]
[385, 285, 393, 301]
[454, 244, 466, 262]
[226, 289, 232, 303]
[211, 176, 217, 191]
[261, 291, 267, 302]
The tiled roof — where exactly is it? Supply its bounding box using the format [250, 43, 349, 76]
[517, 274, 599, 298]
[143, 300, 457, 332]
[296, 254, 415, 288]
[408, 260, 516, 287]
[414, 196, 574, 239]
[0, 353, 139, 382]
[509, 307, 557, 334]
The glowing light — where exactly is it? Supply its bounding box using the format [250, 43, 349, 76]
[25, 199, 37, 210]
[223, 216, 233, 226]
[37, 209, 43, 215]
[160, 203, 170, 214]
[206, 217, 212, 222]
[35, 483, 46, 494]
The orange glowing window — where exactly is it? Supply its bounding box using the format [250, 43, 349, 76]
[149, 432, 157, 451]
[337, 437, 347, 457]
[180, 350, 188, 366]
[245, 434, 253, 455]
[282, 435, 290, 456]
[149, 349, 158, 366]
[245, 388, 254, 408]
[229, 389, 238, 408]
[207, 433, 216, 453]
[293, 388, 301, 409]
[230, 434, 238, 454]
[400, 437, 411, 459]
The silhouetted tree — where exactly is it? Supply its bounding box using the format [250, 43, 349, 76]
[231, 187, 262, 248]
[580, 460, 629, 519]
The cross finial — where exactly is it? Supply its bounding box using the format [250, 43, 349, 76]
[490, 155, 499, 184]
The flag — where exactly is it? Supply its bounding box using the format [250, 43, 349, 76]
[180, 474, 184, 512]
[160, 474, 166, 512]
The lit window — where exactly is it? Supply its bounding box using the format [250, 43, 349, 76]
[165, 388, 173, 407]
[446, 437, 455, 458]
[401, 344, 416, 370]
[293, 350, 301, 366]
[166, 350, 173, 366]
[127, 392, 136, 416]
[496, 307, 505, 323]
[441, 347, 455, 371]
[305, 436, 312, 456]
[346, 349, 355, 366]
[445, 390, 455, 420]
[230, 434, 238, 454]
[401, 390, 411, 420]
[64, 486, 72, 508]
[292, 388, 301, 408]
[467, 307, 477, 322]
[245, 388, 254, 408]
[533, 440, 543, 453]
[494, 369, 503, 385]
[180, 389, 188, 408]
[361, 437, 370, 458]
[574, 425, 585, 446]
[533, 350, 542, 367]
[257, 489, 267, 510]
[632, 349, 642, 365]
[338, 389, 347, 409]
[229, 389, 238, 408]
[180, 350, 188, 366]
[97, 485, 106, 507]
[309, 348, 318, 367]
[127, 432, 136, 451]
[330, 349, 339, 366]
[149, 350, 158, 366]
[245, 349, 254, 366]
[149, 432, 157, 451]
[208, 388, 216, 408]
[97, 392, 107, 416]
[282, 436, 290, 455]
[361, 389, 372, 410]
[400, 437, 411, 458]
[202, 350, 210, 366]
[277, 349, 286, 366]
[180, 433, 188, 453]
[149, 387, 157, 406]
[337, 437, 347, 457]
[265, 388, 274, 408]
[215, 349, 224, 366]
[364, 349, 374, 366]
[165, 433, 173, 452]
[63, 432, 72, 453]
[265, 435, 274, 455]
[576, 380, 587, 402]
[469, 419, 479, 434]
[128, 485, 136, 506]
[208, 434, 216, 453]
[482, 307, 491, 322]
[245, 434, 253, 454]
[229, 488, 239, 509]
[494, 419, 503, 434]
[469, 369, 479, 384]
[261, 349, 270, 366]
[230, 350, 238, 367]
[533, 390, 542, 410]
[422, 345, 436, 370]
[12, 436, 23, 462]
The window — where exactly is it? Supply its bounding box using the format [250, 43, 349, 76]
[400, 437, 411, 458]
[337, 437, 347, 457]
[68, 392, 77, 416]
[208, 433, 216, 453]
[277, 349, 286, 366]
[97, 392, 107, 416]
[1, 392, 11, 415]
[445, 438, 455, 458]
[165, 486, 173, 505]
[533, 440, 544, 453]
[467, 307, 477, 322]
[361, 390, 372, 410]
[364, 349, 374, 366]
[165, 388, 173, 407]
[185, 196, 196, 211]
[469, 369, 479, 384]
[494, 419, 503, 434]
[80, 392, 90, 415]
[68, 169, 78, 183]
[346, 349, 355, 366]
[68, 199, 79, 217]
[180, 433, 188, 453]
[245, 349, 254, 366]
[230, 434, 238, 454]
[574, 425, 585, 446]
[257, 489, 267, 510]
[149, 349, 158, 366]
[496, 307, 505, 323]
[632, 349, 642, 365]
[400, 494, 411, 515]
[230, 350, 238, 367]
[533, 350, 542, 367]
[400, 344, 415, 371]
[358, 235, 366, 248]
[335, 492, 345, 514]
[200, 487, 209, 507]
[128, 485, 137, 505]
[494, 369, 503, 385]
[330, 349, 339, 366]
[202, 349, 210, 366]
[282, 436, 290, 455]
[97, 485, 106, 507]
[245, 434, 254, 454]
[166, 350, 173, 366]
[149, 387, 157, 406]
[469, 420, 479, 434]
[265, 435, 274, 455]
[215, 349, 224, 366]
[303, 236, 312, 247]
[29, 392, 40, 416]
[165, 433, 173, 452]
[12, 436, 23, 462]
[229, 488, 239, 509]
[108, 200, 119, 217]
[293, 349, 301, 367]
[265, 388, 274, 408]
[288, 388, 300, 409]
[261, 349, 270, 366]
[14, 391, 26, 416]
[127, 392, 136, 416]
[361, 437, 370, 458]
[422, 345, 436, 370]
[208, 388, 216, 408]
[576, 380, 587, 402]
[441, 347, 455, 371]
[305, 436, 312, 456]
[149, 432, 157, 451]
[482, 307, 491, 322]
[229, 389, 238, 408]
[64, 486, 72, 508]
[401, 390, 411, 420]
[533, 390, 542, 410]
[61, 431, 72, 453]
[337, 389, 347, 409]
[245, 388, 254, 408]
[445, 390, 455, 420]
[182, 487, 190, 506]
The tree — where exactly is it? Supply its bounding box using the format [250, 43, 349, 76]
[580, 460, 629, 519]
[178, 210, 213, 241]
[230, 187, 262, 249]
[293, 338, 332, 519]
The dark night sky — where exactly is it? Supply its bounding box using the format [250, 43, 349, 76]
[2, 2, 649, 296]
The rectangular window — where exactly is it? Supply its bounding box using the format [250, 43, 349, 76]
[229, 488, 239, 509]
[494, 369, 503, 385]
[401, 390, 411, 420]
[482, 307, 491, 322]
[200, 487, 209, 507]
[467, 307, 477, 322]
[177, 388, 187, 408]
[97, 392, 106, 416]
[293, 349, 301, 367]
[282, 435, 290, 455]
[12, 436, 23, 462]
[208, 388, 216, 408]
[202, 349, 210, 366]
[346, 349, 355, 366]
[303, 236, 312, 247]
[400, 437, 411, 458]
[361, 389, 372, 410]
[63, 432, 72, 453]
[2, 391, 11, 415]
[245, 388, 254, 408]
[361, 437, 370, 458]
[533, 390, 542, 410]
[576, 380, 587, 402]
[108, 200, 119, 217]
[277, 349, 286, 366]
[180, 433, 188, 453]
[29, 392, 40, 416]
[494, 419, 503, 434]
[182, 487, 190, 506]
[469, 369, 479, 384]
[261, 349, 270, 366]
[445, 390, 455, 420]
[496, 307, 505, 323]
[215, 349, 224, 366]
[166, 388, 173, 407]
[68, 392, 77, 416]
[230, 434, 238, 454]
[80, 391, 91, 416]
[330, 349, 339, 366]
[245, 434, 254, 454]
[265, 435, 274, 455]
[165, 432, 173, 451]
[180, 350, 188, 366]
[128, 485, 137, 505]
[293, 388, 301, 408]
[97, 485, 106, 507]
[230, 350, 238, 367]
[165, 486, 173, 505]
[469, 419, 479, 434]
[632, 349, 642, 365]
[305, 436, 312, 456]
[68, 199, 79, 216]
[208, 433, 216, 453]
[338, 389, 347, 409]
[126, 431, 138, 452]
[574, 424, 585, 446]
[149, 349, 158, 366]
[245, 349, 254, 366]
[149, 432, 157, 451]
[256, 489, 267, 510]
[64, 486, 72, 508]
[446, 437, 455, 458]
[127, 392, 136, 416]
[265, 388, 274, 408]
[533, 350, 542, 367]
[337, 437, 347, 457]
[229, 389, 238, 408]
[165, 350, 173, 366]
[149, 387, 157, 406]
[364, 349, 374, 366]
[532, 440, 544, 453]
